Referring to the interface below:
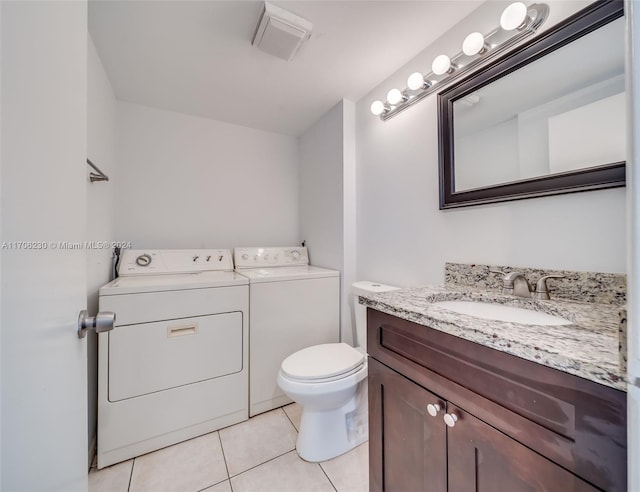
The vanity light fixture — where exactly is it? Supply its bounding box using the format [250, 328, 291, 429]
[370, 100, 389, 116]
[407, 72, 431, 91]
[500, 2, 529, 31]
[370, 2, 548, 120]
[386, 88, 407, 105]
[432, 54, 457, 75]
[462, 32, 489, 56]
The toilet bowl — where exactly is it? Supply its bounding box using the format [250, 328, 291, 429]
[277, 281, 399, 462]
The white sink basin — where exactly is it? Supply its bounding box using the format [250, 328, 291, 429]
[433, 300, 571, 326]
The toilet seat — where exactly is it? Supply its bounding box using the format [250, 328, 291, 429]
[281, 343, 365, 383]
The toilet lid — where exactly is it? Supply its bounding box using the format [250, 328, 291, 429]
[281, 343, 365, 381]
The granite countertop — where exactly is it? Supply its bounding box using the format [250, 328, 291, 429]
[360, 285, 626, 391]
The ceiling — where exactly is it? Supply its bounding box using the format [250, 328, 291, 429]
[89, 1, 484, 136]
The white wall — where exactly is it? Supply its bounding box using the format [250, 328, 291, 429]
[115, 102, 299, 249]
[299, 100, 357, 344]
[356, 0, 626, 288]
[300, 101, 345, 269]
[87, 35, 117, 462]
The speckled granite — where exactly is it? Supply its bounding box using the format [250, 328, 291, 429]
[445, 263, 627, 305]
[619, 306, 627, 375]
[360, 285, 626, 391]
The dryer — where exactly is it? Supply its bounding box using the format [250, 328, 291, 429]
[234, 247, 340, 416]
[97, 249, 248, 468]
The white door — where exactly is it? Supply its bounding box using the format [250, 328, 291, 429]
[1, 1, 89, 490]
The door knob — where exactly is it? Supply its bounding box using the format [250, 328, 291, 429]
[77, 310, 115, 338]
[427, 403, 442, 417]
[444, 412, 458, 428]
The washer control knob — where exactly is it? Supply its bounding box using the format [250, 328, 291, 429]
[242, 254, 249, 260]
[291, 250, 301, 261]
[136, 254, 152, 267]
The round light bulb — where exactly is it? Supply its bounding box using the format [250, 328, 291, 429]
[370, 100, 385, 116]
[386, 88, 404, 105]
[407, 72, 427, 91]
[500, 2, 528, 31]
[462, 32, 486, 56]
[432, 54, 453, 76]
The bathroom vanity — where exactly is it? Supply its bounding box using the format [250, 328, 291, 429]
[363, 282, 627, 491]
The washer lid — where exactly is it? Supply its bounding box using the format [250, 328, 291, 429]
[236, 265, 339, 283]
[281, 343, 364, 381]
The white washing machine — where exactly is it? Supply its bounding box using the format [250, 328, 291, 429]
[97, 249, 249, 468]
[234, 247, 340, 416]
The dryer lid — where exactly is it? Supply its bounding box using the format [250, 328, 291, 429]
[281, 343, 365, 381]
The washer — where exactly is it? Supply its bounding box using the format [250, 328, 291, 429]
[97, 249, 248, 468]
[234, 247, 340, 416]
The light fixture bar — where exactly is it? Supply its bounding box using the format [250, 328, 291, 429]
[375, 2, 549, 121]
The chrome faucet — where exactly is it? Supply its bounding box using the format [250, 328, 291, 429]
[491, 269, 565, 299]
[502, 271, 532, 297]
[532, 274, 566, 300]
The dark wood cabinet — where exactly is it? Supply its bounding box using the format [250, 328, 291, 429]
[367, 309, 626, 492]
[447, 403, 599, 492]
[369, 358, 446, 492]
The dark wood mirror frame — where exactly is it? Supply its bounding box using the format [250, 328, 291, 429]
[438, 0, 625, 209]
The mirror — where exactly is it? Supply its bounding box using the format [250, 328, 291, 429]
[438, 0, 625, 209]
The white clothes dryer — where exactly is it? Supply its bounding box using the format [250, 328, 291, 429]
[97, 249, 248, 468]
[234, 247, 340, 416]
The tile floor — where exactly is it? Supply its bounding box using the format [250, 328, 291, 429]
[89, 403, 369, 492]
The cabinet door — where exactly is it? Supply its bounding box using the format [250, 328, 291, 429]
[369, 358, 447, 492]
[446, 404, 600, 492]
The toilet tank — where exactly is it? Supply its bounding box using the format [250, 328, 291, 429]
[352, 281, 399, 351]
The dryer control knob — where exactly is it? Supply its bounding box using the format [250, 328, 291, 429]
[291, 250, 301, 261]
[242, 254, 249, 260]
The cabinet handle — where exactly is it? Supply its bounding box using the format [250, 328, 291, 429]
[426, 403, 442, 417]
[444, 412, 458, 428]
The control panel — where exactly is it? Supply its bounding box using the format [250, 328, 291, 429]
[233, 247, 309, 269]
[118, 249, 234, 276]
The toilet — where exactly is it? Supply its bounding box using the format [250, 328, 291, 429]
[277, 280, 399, 462]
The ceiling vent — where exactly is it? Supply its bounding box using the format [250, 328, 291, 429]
[252, 2, 313, 61]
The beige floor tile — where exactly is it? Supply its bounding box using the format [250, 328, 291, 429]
[231, 451, 334, 492]
[282, 403, 302, 431]
[219, 408, 297, 476]
[88, 459, 133, 492]
[320, 441, 369, 492]
[129, 432, 228, 492]
[200, 479, 232, 492]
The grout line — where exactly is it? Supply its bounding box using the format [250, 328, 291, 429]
[318, 462, 338, 492]
[281, 404, 300, 432]
[197, 478, 231, 492]
[217, 431, 232, 486]
[228, 448, 296, 479]
[127, 459, 135, 492]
